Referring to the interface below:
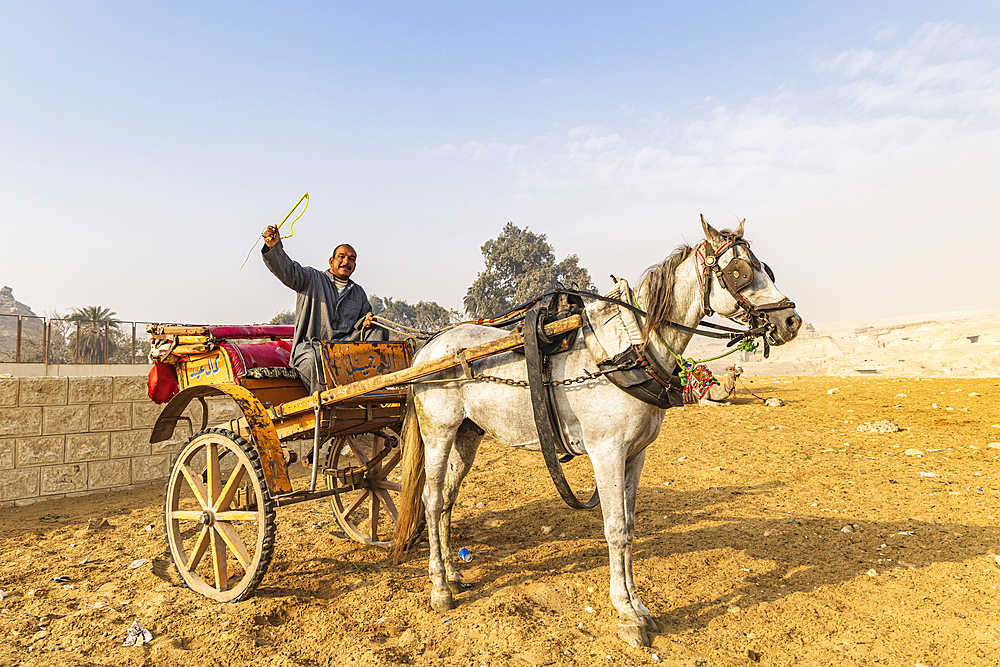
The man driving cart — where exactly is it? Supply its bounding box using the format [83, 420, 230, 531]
[261, 224, 387, 394]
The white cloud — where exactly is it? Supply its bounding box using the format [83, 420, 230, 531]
[430, 143, 458, 156]
[480, 23, 1000, 205]
[825, 22, 1000, 118]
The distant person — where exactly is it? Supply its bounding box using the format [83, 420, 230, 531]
[261, 224, 386, 393]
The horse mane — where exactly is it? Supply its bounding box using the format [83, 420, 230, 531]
[639, 243, 696, 342]
[640, 227, 745, 341]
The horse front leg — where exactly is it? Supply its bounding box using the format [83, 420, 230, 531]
[592, 452, 651, 648]
[623, 449, 658, 633]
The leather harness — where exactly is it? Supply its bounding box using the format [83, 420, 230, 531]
[696, 235, 796, 358]
[523, 307, 601, 510]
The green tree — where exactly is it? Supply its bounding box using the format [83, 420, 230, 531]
[269, 309, 294, 325]
[66, 306, 121, 364]
[464, 222, 595, 318]
[370, 296, 458, 333]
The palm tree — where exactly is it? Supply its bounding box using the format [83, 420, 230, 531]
[463, 287, 480, 319]
[66, 306, 120, 364]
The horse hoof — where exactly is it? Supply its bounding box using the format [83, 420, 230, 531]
[430, 591, 454, 612]
[446, 579, 474, 593]
[617, 622, 650, 648]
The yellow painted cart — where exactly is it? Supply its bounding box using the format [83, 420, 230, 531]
[148, 324, 414, 602]
[147, 317, 581, 603]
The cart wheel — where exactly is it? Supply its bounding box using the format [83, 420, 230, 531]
[324, 429, 406, 548]
[164, 428, 276, 602]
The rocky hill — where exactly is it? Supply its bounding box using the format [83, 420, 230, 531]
[690, 309, 1000, 378]
[0, 287, 40, 363]
[0, 286, 36, 317]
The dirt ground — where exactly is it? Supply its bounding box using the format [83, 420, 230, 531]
[1, 376, 1000, 667]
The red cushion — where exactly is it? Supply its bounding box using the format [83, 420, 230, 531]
[220, 340, 292, 376]
[209, 325, 293, 340]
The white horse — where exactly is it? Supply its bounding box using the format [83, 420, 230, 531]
[392, 218, 801, 647]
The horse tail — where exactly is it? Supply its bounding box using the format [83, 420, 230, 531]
[391, 389, 425, 564]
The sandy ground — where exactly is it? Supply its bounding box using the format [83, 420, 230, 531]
[1, 376, 999, 667]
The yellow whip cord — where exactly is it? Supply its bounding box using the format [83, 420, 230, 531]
[240, 192, 310, 269]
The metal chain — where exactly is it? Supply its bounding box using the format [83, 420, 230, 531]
[474, 359, 646, 388]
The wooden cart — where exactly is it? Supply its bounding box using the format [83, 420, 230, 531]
[146, 317, 581, 603]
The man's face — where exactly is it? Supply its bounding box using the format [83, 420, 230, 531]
[329, 245, 357, 279]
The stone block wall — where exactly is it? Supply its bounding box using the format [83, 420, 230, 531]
[0, 376, 242, 506]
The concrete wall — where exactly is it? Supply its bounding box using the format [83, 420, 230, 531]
[0, 375, 240, 506]
[0, 363, 151, 377]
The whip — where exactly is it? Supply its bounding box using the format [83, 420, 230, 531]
[240, 192, 310, 270]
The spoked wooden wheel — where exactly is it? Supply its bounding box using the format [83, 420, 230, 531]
[165, 428, 276, 602]
[324, 429, 403, 548]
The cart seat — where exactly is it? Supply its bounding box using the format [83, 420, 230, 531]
[221, 339, 415, 386]
[219, 340, 307, 404]
[209, 324, 294, 339]
[220, 340, 295, 377]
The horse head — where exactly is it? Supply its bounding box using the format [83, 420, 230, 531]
[699, 215, 802, 346]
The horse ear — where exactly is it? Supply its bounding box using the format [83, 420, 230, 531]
[701, 214, 723, 246]
[735, 218, 745, 238]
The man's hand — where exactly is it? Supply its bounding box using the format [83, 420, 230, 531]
[362, 312, 374, 329]
[262, 225, 280, 248]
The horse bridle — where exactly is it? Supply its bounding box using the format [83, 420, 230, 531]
[697, 234, 796, 336]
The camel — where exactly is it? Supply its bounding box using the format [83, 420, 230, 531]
[682, 363, 742, 405]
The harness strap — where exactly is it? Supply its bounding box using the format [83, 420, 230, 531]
[557, 287, 771, 341]
[698, 238, 724, 316]
[694, 236, 797, 359]
[455, 348, 474, 380]
[598, 345, 684, 410]
[524, 308, 600, 510]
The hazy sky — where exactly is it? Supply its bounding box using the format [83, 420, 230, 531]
[3, 2, 999, 326]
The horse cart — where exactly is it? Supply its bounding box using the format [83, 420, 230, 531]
[145, 316, 582, 603]
[143, 219, 801, 652]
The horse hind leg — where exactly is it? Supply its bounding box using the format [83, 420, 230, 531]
[424, 420, 482, 612]
[440, 420, 484, 593]
[422, 427, 458, 613]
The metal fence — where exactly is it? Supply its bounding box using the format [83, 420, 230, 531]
[0, 314, 154, 365]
